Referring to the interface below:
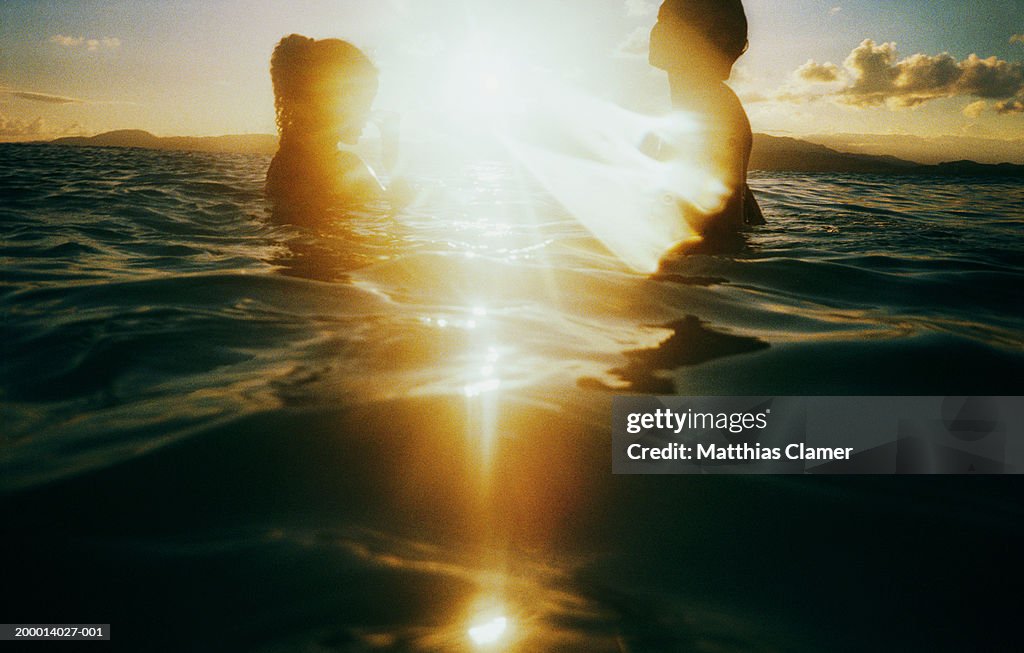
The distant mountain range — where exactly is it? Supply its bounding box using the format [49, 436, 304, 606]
[801, 133, 1024, 166]
[750, 134, 1023, 178]
[46, 129, 1024, 178]
[51, 130, 278, 155]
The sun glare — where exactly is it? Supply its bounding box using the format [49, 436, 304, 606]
[463, 343, 502, 398]
[482, 73, 501, 94]
[468, 615, 509, 647]
[438, 38, 525, 131]
[395, 30, 729, 273]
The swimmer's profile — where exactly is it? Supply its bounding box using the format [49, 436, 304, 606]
[266, 34, 408, 222]
[649, 0, 764, 254]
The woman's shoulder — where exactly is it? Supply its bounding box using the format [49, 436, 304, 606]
[266, 147, 383, 209]
[712, 83, 751, 134]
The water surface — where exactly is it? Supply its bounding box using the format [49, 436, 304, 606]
[1, 143, 1022, 651]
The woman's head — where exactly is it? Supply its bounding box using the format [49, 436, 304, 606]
[271, 34, 378, 146]
[650, 0, 749, 80]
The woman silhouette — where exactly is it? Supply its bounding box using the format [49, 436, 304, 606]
[649, 0, 764, 245]
[266, 35, 394, 221]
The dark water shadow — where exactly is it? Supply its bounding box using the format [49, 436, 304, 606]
[581, 315, 769, 393]
[659, 230, 751, 262]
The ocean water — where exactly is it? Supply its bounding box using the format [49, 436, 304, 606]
[1, 142, 1022, 651]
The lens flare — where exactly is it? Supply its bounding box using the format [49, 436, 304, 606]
[505, 80, 728, 273]
[401, 36, 731, 272]
[468, 615, 509, 647]
[438, 38, 525, 132]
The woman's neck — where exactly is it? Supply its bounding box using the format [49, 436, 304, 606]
[667, 72, 728, 109]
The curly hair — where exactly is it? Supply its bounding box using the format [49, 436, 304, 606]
[270, 34, 378, 147]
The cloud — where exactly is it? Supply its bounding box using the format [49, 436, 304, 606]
[780, 40, 1024, 111]
[7, 90, 85, 104]
[729, 64, 753, 84]
[88, 37, 121, 51]
[962, 100, 988, 118]
[738, 91, 771, 104]
[1011, 34, 1024, 45]
[50, 34, 84, 47]
[625, 0, 656, 17]
[829, 7, 842, 16]
[61, 121, 88, 135]
[0, 114, 87, 138]
[995, 97, 1024, 114]
[956, 54, 1024, 98]
[0, 115, 46, 137]
[614, 26, 651, 58]
[1, 87, 135, 107]
[795, 60, 842, 83]
[50, 34, 120, 50]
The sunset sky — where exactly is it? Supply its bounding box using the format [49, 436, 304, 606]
[2, 0, 1022, 161]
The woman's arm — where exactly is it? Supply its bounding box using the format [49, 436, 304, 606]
[337, 150, 385, 199]
[338, 150, 413, 209]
